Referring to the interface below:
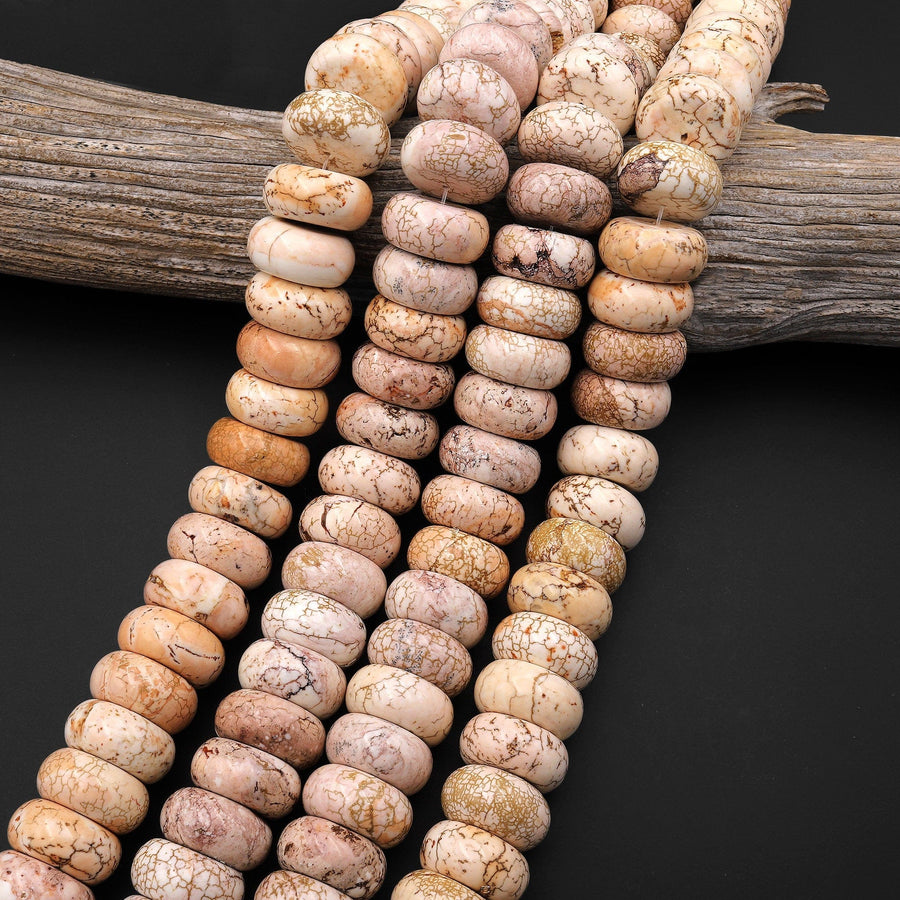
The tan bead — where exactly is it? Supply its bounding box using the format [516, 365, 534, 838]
[257, 870, 353, 900]
[318, 444, 422, 515]
[546, 0, 596, 37]
[523, 0, 566, 52]
[583, 321, 687, 383]
[441, 765, 551, 851]
[565, 32, 652, 95]
[365, 294, 467, 364]
[601, 4, 680, 54]
[90, 650, 197, 734]
[587, 268, 694, 332]
[492, 223, 595, 289]
[547, 474, 645, 549]
[457, 1, 553, 70]
[0, 849, 94, 900]
[336, 392, 439, 460]
[454, 372, 557, 441]
[476, 275, 581, 340]
[557, 423, 659, 491]
[687, 0, 784, 54]
[225, 368, 328, 439]
[131, 837, 243, 900]
[571, 368, 672, 430]
[466, 324, 571, 390]
[337, 18, 424, 97]
[167, 511, 272, 590]
[352, 341, 455, 411]
[589, 0, 610, 26]
[439, 425, 542, 495]
[393, 870, 483, 900]
[611, 0, 691, 26]
[236, 321, 340, 390]
[379, 9, 444, 66]
[659, 48, 756, 124]
[245, 272, 352, 341]
[616, 30, 666, 78]
[674, 25, 769, 95]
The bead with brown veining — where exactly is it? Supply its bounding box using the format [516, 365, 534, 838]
[336, 392, 439, 460]
[454, 372, 557, 441]
[439, 425, 542, 495]
[571, 368, 672, 430]
[476, 275, 581, 340]
[225, 369, 328, 439]
[601, 4, 680, 53]
[131, 837, 243, 900]
[557, 423, 659, 491]
[612, 0, 691, 26]
[493, 223, 595, 290]
[257, 869, 353, 900]
[319, 444, 422, 515]
[583, 321, 687, 382]
[365, 294, 467, 364]
[465, 324, 571, 390]
[0, 849, 94, 900]
[393, 869, 483, 900]
[245, 272, 352, 341]
[587, 268, 694, 332]
[351, 343, 455, 411]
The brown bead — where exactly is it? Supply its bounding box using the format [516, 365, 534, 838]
[206, 416, 310, 487]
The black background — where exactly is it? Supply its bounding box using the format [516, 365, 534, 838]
[1, 1, 899, 898]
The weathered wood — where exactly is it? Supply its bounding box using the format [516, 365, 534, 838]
[1, 59, 898, 350]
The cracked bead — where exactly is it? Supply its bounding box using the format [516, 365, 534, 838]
[465, 323, 571, 390]
[365, 294, 467, 364]
[351, 343, 455, 411]
[225, 368, 328, 438]
[476, 275, 581, 340]
[131, 837, 243, 900]
[319, 443, 422, 514]
[236, 321, 341, 390]
[587, 268, 694, 332]
[245, 272, 352, 341]
[601, 4, 680, 54]
[457, 1, 553, 70]
[0, 849, 94, 900]
[571, 368, 673, 430]
[454, 372, 557, 441]
[598, 216, 708, 283]
[557, 423, 659, 491]
[439, 425, 542, 495]
[492, 224, 595, 290]
[611, 0, 691, 26]
[583, 320, 687, 382]
[335, 392, 439, 461]
[394, 869, 483, 900]
[256, 870, 353, 900]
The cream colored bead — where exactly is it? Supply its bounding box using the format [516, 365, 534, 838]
[565, 32, 651, 95]
[365, 294, 467, 364]
[588, 268, 694, 332]
[601, 4, 680, 53]
[457, 0, 553, 69]
[352, 342, 454, 411]
[372, 245, 478, 315]
[687, 0, 784, 54]
[379, 10, 444, 68]
[547, 474, 645, 548]
[525, 0, 567, 52]
[0, 849, 94, 900]
[659, 47, 755, 124]
[589, 0, 610, 27]
[492, 224, 595, 290]
[131, 837, 243, 900]
[225, 368, 328, 438]
[571, 368, 672, 430]
[612, 0, 691, 25]
[454, 372, 557, 441]
[335, 392, 439, 461]
[337, 18, 424, 96]
[557, 423, 659, 491]
[393, 870, 483, 900]
[476, 275, 581, 340]
[616, 30, 666, 78]
[245, 272, 352, 341]
[466, 323, 571, 390]
[318, 443, 422, 514]
[439, 425, 542, 495]
[236, 321, 341, 390]
[674, 25, 769, 95]
[257, 870, 353, 900]
[583, 321, 688, 382]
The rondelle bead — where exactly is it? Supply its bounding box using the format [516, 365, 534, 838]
[326, 712, 433, 795]
[459, 712, 569, 793]
[674, 26, 769, 96]
[190, 737, 301, 819]
[7, 799, 120, 886]
[687, 0, 784, 53]
[247, 216, 355, 289]
[521, 0, 566, 52]
[278, 815, 386, 900]
[167, 511, 272, 590]
[439, 425, 542, 495]
[160, 787, 272, 872]
[337, 18, 424, 97]
[465, 324, 571, 390]
[90, 650, 198, 734]
[378, 9, 444, 67]
[65, 699, 175, 784]
[492, 224, 595, 289]
[384, 569, 489, 649]
[612, 0, 691, 27]
[537, 0, 580, 43]
[407, 525, 511, 599]
[352, 343, 454, 413]
[238, 638, 346, 719]
[225, 368, 328, 438]
[601, 4, 680, 53]
[458, 0, 553, 67]
[236, 321, 341, 390]
[37, 747, 149, 835]
[393, 870, 482, 900]
[571, 369, 672, 430]
[131, 838, 243, 900]
[552, 0, 596, 35]
[557, 423, 659, 491]
[335, 392, 439, 460]
[454, 372, 557, 441]
[0, 849, 94, 900]
[583, 321, 688, 382]
[372, 245, 478, 315]
[245, 272, 352, 341]
[303, 764, 413, 849]
[476, 275, 582, 340]
[319, 443, 422, 514]
[382, 192, 490, 265]
[256, 870, 352, 900]
[365, 294, 467, 364]
[281, 541, 387, 619]
[566, 32, 652, 94]
[345, 664, 454, 747]
[598, 216, 708, 283]
[617, 30, 666, 78]
[441, 765, 551, 851]
[587, 268, 694, 332]
[215, 689, 325, 770]
[508, 560, 613, 639]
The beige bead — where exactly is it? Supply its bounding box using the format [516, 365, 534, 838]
[352, 343, 454, 411]
[345, 664, 454, 747]
[466, 324, 571, 390]
[565, 32, 652, 95]
[368, 618, 473, 697]
[281, 540, 387, 620]
[372, 245, 478, 315]
[337, 18, 424, 97]
[441, 765, 551, 851]
[225, 368, 328, 438]
[256, 870, 353, 900]
[247, 216, 355, 289]
[326, 713, 433, 795]
[379, 10, 444, 67]
[439, 425, 542, 495]
[90, 650, 198, 734]
[557, 423, 659, 491]
[245, 272, 352, 341]
[601, 4, 680, 53]
[457, 0, 553, 69]
[492, 223, 595, 289]
[587, 268, 694, 332]
[546, 0, 596, 36]
[420, 820, 529, 900]
[611, 0, 691, 26]
[303, 764, 413, 849]
[7, 799, 120, 886]
[384, 569, 489, 649]
[365, 294, 467, 364]
[393, 870, 483, 900]
[674, 25, 769, 95]
[538, 0, 580, 42]
[687, 0, 784, 54]
[616, 30, 666, 78]
[238, 638, 346, 720]
[336, 392, 439, 460]
[65, 699, 175, 784]
[476, 275, 581, 340]
[236, 321, 340, 390]
[459, 712, 569, 793]
[0, 849, 94, 900]
[131, 837, 243, 900]
[454, 371, 557, 441]
[523, 0, 567, 52]
[571, 368, 672, 430]
[318, 443, 422, 514]
[583, 321, 688, 383]
[547, 474, 645, 548]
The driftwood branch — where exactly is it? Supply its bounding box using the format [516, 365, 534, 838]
[2, 59, 899, 350]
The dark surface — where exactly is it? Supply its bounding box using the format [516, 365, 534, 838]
[1, 2, 899, 898]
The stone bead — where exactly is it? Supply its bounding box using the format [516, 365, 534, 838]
[382, 192, 490, 265]
[508, 560, 613, 639]
[476, 275, 581, 340]
[256, 870, 352, 900]
[506, 162, 612, 236]
[523, 0, 566, 52]
[215, 689, 325, 770]
[617, 30, 666, 79]
[517, 99, 624, 178]
[326, 713, 433, 795]
[131, 838, 243, 900]
[587, 268, 694, 332]
[225, 369, 328, 439]
[261, 590, 366, 669]
[441, 765, 551, 851]
[598, 216, 708, 283]
[539, 0, 580, 42]
[372, 245, 478, 315]
[36, 747, 149, 835]
[571, 368, 673, 430]
[407, 525, 511, 599]
[674, 25, 769, 96]
[245, 272, 352, 341]
[238, 639, 346, 720]
[565, 32, 652, 94]
[382, 7, 445, 57]
[247, 216, 355, 289]
[393, 870, 482, 900]
[611, 0, 691, 26]
[454, 372, 557, 441]
[492, 611, 598, 689]
[457, 1, 553, 69]
[160, 787, 271, 872]
[351, 343, 455, 412]
[583, 321, 688, 382]
[365, 294, 466, 364]
[191, 737, 301, 819]
[466, 324, 571, 390]
[550, 0, 596, 34]
[384, 569, 489, 649]
[345, 664, 454, 747]
[557, 423, 659, 491]
[7, 799, 120, 886]
[687, 0, 784, 53]
[303, 764, 413, 849]
[420, 820, 529, 900]
[537, 44, 640, 134]
[318, 444, 422, 515]
[421, 474, 525, 546]
[589, 0, 610, 26]
[601, 4, 680, 54]
[439, 425, 541, 495]
[263, 163, 373, 232]
[90, 650, 198, 734]
[492, 224, 595, 289]
[236, 321, 340, 391]
[278, 816, 385, 900]
[281, 541, 387, 620]
[335, 392, 439, 461]
[282, 89, 390, 179]
[0, 849, 94, 900]
[337, 18, 424, 97]
[305, 33, 408, 126]
[459, 712, 569, 793]
[65, 699, 175, 784]
[525, 517, 626, 593]
[368, 618, 473, 697]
